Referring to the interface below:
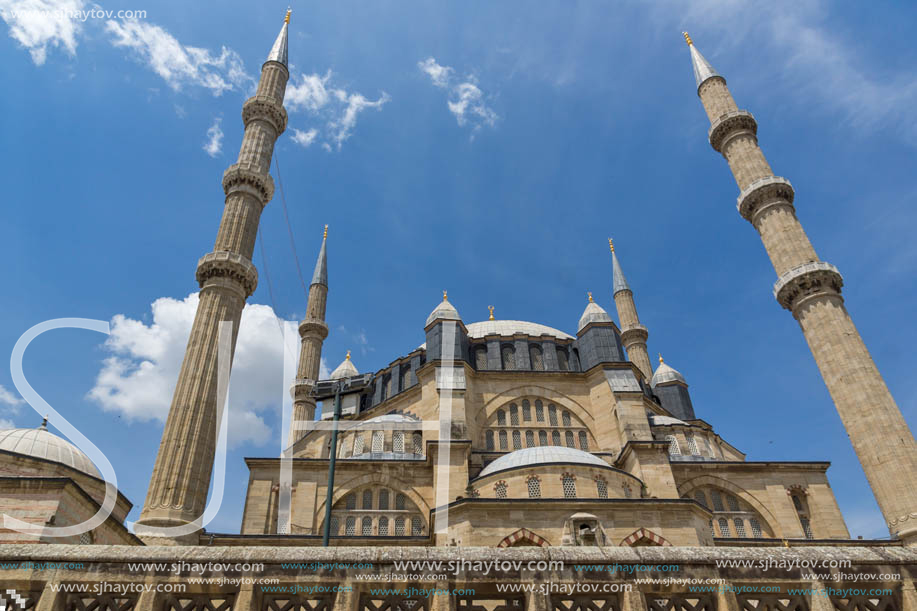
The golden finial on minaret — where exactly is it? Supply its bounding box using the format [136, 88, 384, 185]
[285, 7, 291, 24]
[658, 353, 664, 364]
[323, 224, 328, 239]
[683, 31, 693, 46]
[345, 350, 351, 361]
[488, 305, 495, 320]
[443, 290, 448, 302]
[588, 292, 594, 303]
[608, 238, 615, 253]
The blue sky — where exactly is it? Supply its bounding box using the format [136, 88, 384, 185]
[1, 0, 915, 537]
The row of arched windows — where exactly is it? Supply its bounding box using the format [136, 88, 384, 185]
[491, 475, 628, 499]
[328, 514, 424, 537]
[692, 488, 770, 539]
[486, 428, 589, 451]
[471, 344, 575, 371]
[331, 488, 425, 537]
[664, 433, 717, 459]
[342, 431, 424, 458]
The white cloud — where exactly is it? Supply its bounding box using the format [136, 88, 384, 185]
[291, 127, 317, 148]
[286, 70, 389, 151]
[87, 293, 304, 448]
[105, 19, 252, 96]
[0, 418, 14, 429]
[418, 57, 497, 134]
[0, 0, 84, 65]
[0, 384, 24, 407]
[203, 116, 223, 157]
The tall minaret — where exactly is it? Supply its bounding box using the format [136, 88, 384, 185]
[684, 33, 917, 543]
[609, 239, 652, 381]
[289, 226, 329, 447]
[136, 11, 291, 543]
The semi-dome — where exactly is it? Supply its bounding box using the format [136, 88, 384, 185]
[477, 446, 609, 479]
[466, 320, 573, 340]
[577, 295, 613, 332]
[426, 292, 462, 327]
[0, 420, 100, 478]
[330, 351, 359, 380]
[651, 355, 687, 387]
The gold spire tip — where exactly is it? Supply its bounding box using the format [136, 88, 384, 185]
[323, 224, 328, 239]
[488, 305, 495, 320]
[285, 8, 291, 24]
[345, 350, 351, 360]
[588, 291, 593, 303]
[443, 290, 448, 302]
[608, 238, 615, 253]
[682, 31, 693, 46]
[658, 353, 664, 364]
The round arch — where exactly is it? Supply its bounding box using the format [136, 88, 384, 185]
[313, 471, 430, 529]
[620, 527, 671, 547]
[497, 527, 550, 548]
[678, 474, 781, 537]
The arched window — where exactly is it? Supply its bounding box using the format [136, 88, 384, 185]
[394, 517, 405, 536]
[530, 345, 544, 371]
[727, 494, 740, 512]
[512, 430, 522, 449]
[379, 489, 389, 510]
[525, 430, 534, 447]
[485, 430, 495, 451]
[527, 476, 541, 498]
[393, 431, 404, 453]
[395, 493, 406, 510]
[562, 411, 571, 427]
[413, 432, 423, 455]
[749, 518, 763, 538]
[622, 484, 633, 498]
[497, 410, 506, 425]
[538, 430, 548, 446]
[371, 430, 384, 453]
[733, 518, 747, 538]
[361, 516, 372, 536]
[345, 493, 356, 510]
[548, 405, 558, 426]
[345, 516, 356, 536]
[329, 516, 340, 536]
[557, 347, 569, 371]
[400, 366, 412, 389]
[509, 404, 519, 425]
[792, 495, 803, 511]
[718, 518, 730, 537]
[362, 489, 373, 509]
[495, 482, 508, 499]
[474, 345, 488, 369]
[708, 520, 716, 538]
[412, 517, 423, 536]
[522, 400, 531, 421]
[552, 430, 561, 445]
[499, 430, 508, 450]
[666, 435, 681, 456]
[685, 433, 700, 456]
[353, 434, 365, 455]
[565, 431, 575, 448]
[703, 436, 714, 457]
[383, 375, 392, 400]
[693, 490, 708, 509]
[535, 400, 544, 422]
[800, 517, 814, 539]
[578, 431, 588, 451]
[562, 475, 577, 498]
[378, 516, 388, 536]
[596, 478, 608, 499]
[501, 344, 516, 370]
[711, 490, 725, 511]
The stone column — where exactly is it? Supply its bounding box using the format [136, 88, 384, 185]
[136, 28, 289, 543]
[692, 42, 917, 543]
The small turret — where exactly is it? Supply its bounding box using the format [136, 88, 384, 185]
[651, 354, 695, 421]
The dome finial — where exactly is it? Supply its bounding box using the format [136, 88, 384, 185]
[683, 31, 693, 46]
[443, 290, 448, 302]
[285, 7, 291, 24]
[40, 415, 48, 429]
[587, 291, 593, 303]
[345, 350, 351, 361]
[608, 238, 615, 252]
[488, 305, 495, 320]
[659, 353, 664, 364]
[323, 224, 328, 239]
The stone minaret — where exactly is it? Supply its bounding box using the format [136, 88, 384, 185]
[684, 33, 917, 542]
[610, 239, 652, 381]
[289, 227, 330, 447]
[136, 12, 291, 543]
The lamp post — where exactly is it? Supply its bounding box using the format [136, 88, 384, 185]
[322, 382, 341, 546]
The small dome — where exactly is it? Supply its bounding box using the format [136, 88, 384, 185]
[477, 446, 609, 479]
[425, 293, 462, 327]
[651, 356, 687, 387]
[577, 298, 613, 332]
[466, 320, 573, 340]
[0, 421, 100, 477]
[330, 351, 359, 380]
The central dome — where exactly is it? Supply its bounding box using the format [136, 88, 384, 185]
[465, 320, 573, 340]
[0, 422, 100, 478]
[477, 446, 609, 478]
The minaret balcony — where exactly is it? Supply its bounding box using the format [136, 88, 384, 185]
[736, 176, 795, 223]
[222, 163, 274, 204]
[242, 95, 288, 134]
[708, 110, 757, 153]
[196, 251, 259, 297]
[773, 261, 844, 311]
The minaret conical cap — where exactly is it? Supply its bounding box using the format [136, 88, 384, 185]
[609, 239, 630, 296]
[330, 350, 359, 380]
[311, 226, 328, 287]
[683, 32, 721, 91]
[266, 9, 290, 66]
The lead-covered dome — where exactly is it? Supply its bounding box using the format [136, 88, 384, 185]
[577, 296, 613, 333]
[466, 320, 573, 340]
[651, 356, 687, 387]
[330, 351, 359, 380]
[426, 292, 462, 327]
[0, 420, 100, 477]
[477, 446, 609, 478]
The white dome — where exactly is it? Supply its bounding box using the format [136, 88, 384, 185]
[577, 301, 613, 332]
[364, 413, 419, 424]
[0, 422, 100, 477]
[651, 359, 687, 387]
[426, 298, 462, 327]
[330, 353, 359, 380]
[477, 446, 609, 478]
[466, 320, 573, 340]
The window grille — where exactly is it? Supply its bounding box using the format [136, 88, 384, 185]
[596, 478, 608, 499]
[527, 477, 541, 498]
[497, 410, 506, 425]
[393, 431, 404, 453]
[395, 493, 406, 510]
[552, 430, 561, 445]
[538, 430, 547, 446]
[749, 518, 763, 538]
[345, 516, 356, 536]
[371, 430, 383, 453]
[412, 517, 423, 536]
[475, 346, 488, 369]
[362, 489, 373, 509]
[535, 400, 544, 421]
[522, 400, 531, 421]
[510, 404, 519, 425]
[395, 517, 405, 536]
[379, 489, 389, 510]
[362, 516, 372, 536]
[666, 435, 681, 456]
[565, 431, 575, 448]
[562, 411, 571, 427]
[530, 345, 544, 370]
[685, 434, 700, 456]
[792, 495, 803, 511]
[413, 432, 423, 454]
[495, 482, 508, 499]
[623, 484, 633, 498]
[501, 345, 516, 370]
[79, 531, 93, 545]
[353, 434, 364, 455]
[562, 476, 577, 498]
[345, 493, 356, 510]
[329, 516, 340, 535]
[486, 430, 495, 451]
[549, 405, 558, 426]
[578, 431, 589, 451]
[512, 430, 521, 449]
[703, 436, 714, 457]
[733, 518, 747, 538]
[718, 518, 730, 537]
[694, 490, 708, 509]
[557, 348, 569, 370]
[800, 517, 814, 539]
[499, 430, 508, 450]
[378, 517, 388, 536]
[525, 430, 534, 447]
[711, 490, 725, 511]
[727, 494, 740, 512]
[709, 520, 716, 538]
